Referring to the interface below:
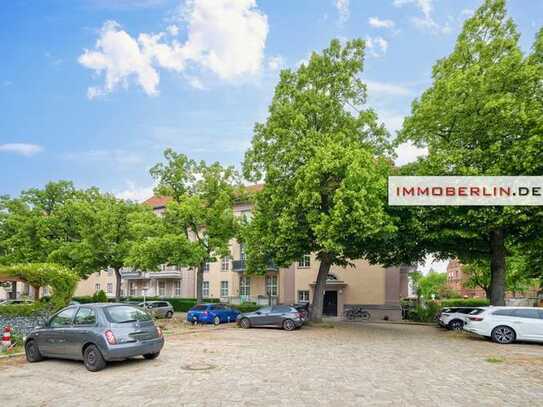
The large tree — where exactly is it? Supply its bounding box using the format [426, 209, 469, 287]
[243, 39, 396, 321]
[398, 0, 543, 305]
[129, 149, 240, 303]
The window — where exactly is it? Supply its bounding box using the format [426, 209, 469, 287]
[158, 281, 166, 296]
[298, 255, 311, 268]
[220, 281, 229, 298]
[202, 281, 209, 298]
[298, 290, 310, 303]
[42, 286, 49, 296]
[203, 262, 210, 272]
[49, 307, 76, 328]
[104, 305, 152, 323]
[493, 309, 516, 317]
[221, 256, 230, 271]
[265, 275, 278, 297]
[107, 283, 113, 294]
[95, 283, 101, 292]
[240, 276, 251, 297]
[129, 281, 136, 297]
[240, 243, 246, 260]
[175, 280, 181, 297]
[513, 309, 540, 319]
[272, 305, 293, 313]
[74, 308, 96, 325]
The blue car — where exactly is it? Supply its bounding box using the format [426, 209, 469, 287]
[187, 303, 240, 325]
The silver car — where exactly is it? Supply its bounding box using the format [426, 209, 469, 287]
[237, 305, 305, 331]
[139, 301, 174, 319]
[24, 303, 164, 371]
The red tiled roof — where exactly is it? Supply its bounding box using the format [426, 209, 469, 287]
[143, 184, 264, 208]
[143, 195, 172, 208]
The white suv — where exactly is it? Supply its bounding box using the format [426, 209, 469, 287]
[463, 306, 543, 344]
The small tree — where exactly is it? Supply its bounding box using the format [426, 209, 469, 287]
[243, 39, 396, 321]
[129, 149, 240, 303]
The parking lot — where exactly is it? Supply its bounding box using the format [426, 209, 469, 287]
[1, 321, 542, 406]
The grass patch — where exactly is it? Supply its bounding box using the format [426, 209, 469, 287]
[485, 356, 505, 363]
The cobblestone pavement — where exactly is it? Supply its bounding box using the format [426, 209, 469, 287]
[1, 322, 542, 407]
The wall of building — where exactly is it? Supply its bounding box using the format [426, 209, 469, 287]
[75, 271, 117, 297]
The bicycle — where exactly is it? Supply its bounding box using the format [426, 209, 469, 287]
[344, 307, 371, 321]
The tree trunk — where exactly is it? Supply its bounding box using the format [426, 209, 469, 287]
[489, 229, 506, 306]
[196, 264, 204, 304]
[484, 287, 491, 300]
[115, 268, 122, 301]
[310, 255, 333, 322]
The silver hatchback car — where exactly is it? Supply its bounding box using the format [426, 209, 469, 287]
[139, 301, 175, 319]
[24, 303, 164, 371]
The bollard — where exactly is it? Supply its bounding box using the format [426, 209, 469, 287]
[1, 325, 12, 352]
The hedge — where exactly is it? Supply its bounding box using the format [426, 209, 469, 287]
[441, 298, 490, 307]
[0, 303, 43, 317]
[231, 303, 261, 313]
[71, 296, 220, 312]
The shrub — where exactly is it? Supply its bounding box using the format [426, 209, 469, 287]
[407, 301, 441, 322]
[231, 303, 261, 313]
[441, 298, 490, 307]
[0, 303, 42, 317]
[92, 290, 108, 303]
[71, 296, 95, 304]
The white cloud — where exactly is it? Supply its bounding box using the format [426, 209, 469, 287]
[368, 17, 395, 29]
[64, 149, 144, 166]
[267, 55, 285, 71]
[393, 0, 450, 34]
[366, 80, 412, 97]
[0, 143, 43, 157]
[79, 0, 269, 98]
[394, 141, 428, 165]
[335, 0, 349, 23]
[115, 181, 155, 202]
[365, 36, 388, 57]
[79, 21, 160, 98]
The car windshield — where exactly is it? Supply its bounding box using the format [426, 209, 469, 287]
[104, 305, 152, 323]
[468, 308, 483, 315]
[191, 305, 208, 311]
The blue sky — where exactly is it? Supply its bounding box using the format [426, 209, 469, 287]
[1, 0, 542, 203]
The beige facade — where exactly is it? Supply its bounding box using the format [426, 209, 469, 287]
[74, 190, 410, 320]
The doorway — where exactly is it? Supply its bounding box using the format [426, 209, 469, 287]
[323, 290, 338, 316]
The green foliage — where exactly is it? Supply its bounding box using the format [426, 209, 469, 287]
[0, 303, 43, 317]
[410, 270, 448, 300]
[241, 38, 397, 320]
[407, 301, 441, 322]
[441, 298, 490, 307]
[129, 149, 241, 302]
[396, 0, 543, 305]
[92, 290, 108, 303]
[0, 263, 79, 309]
[231, 303, 261, 313]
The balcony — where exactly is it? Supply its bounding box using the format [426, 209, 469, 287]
[232, 259, 278, 272]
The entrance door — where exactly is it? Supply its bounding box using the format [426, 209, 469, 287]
[323, 291, 338, 316]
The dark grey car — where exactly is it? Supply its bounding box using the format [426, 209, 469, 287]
[237, 305, 304, 331]
[24, 303, 164, 371]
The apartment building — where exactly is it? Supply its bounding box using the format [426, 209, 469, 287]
[76, 186, 411, 320]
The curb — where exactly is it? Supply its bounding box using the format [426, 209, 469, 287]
[0, 352, 24, 360]
[337, 320, 437, 327]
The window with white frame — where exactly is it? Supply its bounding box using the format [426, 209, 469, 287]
[129, 281, 136, 296]
[265, 275, 277, 297]
[240, 243, 246, 260]
[221, 256, 230, 271]
[298, 255, 311, 268]
[95, 283, 101, 292]
[202, 281, 209, 298]
[203, 262, 210, 272]
[220, 281, 229, 297]
[175, 280, 181, 296]
[240, 276, 250, 297]
[42, 286, 49, 296]
[298, 290, 309, 303]
[107, 283, 113, 294]
[158, 281, 165, 296]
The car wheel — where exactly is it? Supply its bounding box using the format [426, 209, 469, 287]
[240, 318, 251, 329]
[143, 352, 160, 360]
[25, 340, 43, 363]
[166, 311, 173, 319]
[213, 316, 221, 326]
[282, 319, 296, 331]
[491, 326, 516, 344]
[83, 344, 107, 372]
[448, 319, 464, 331]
